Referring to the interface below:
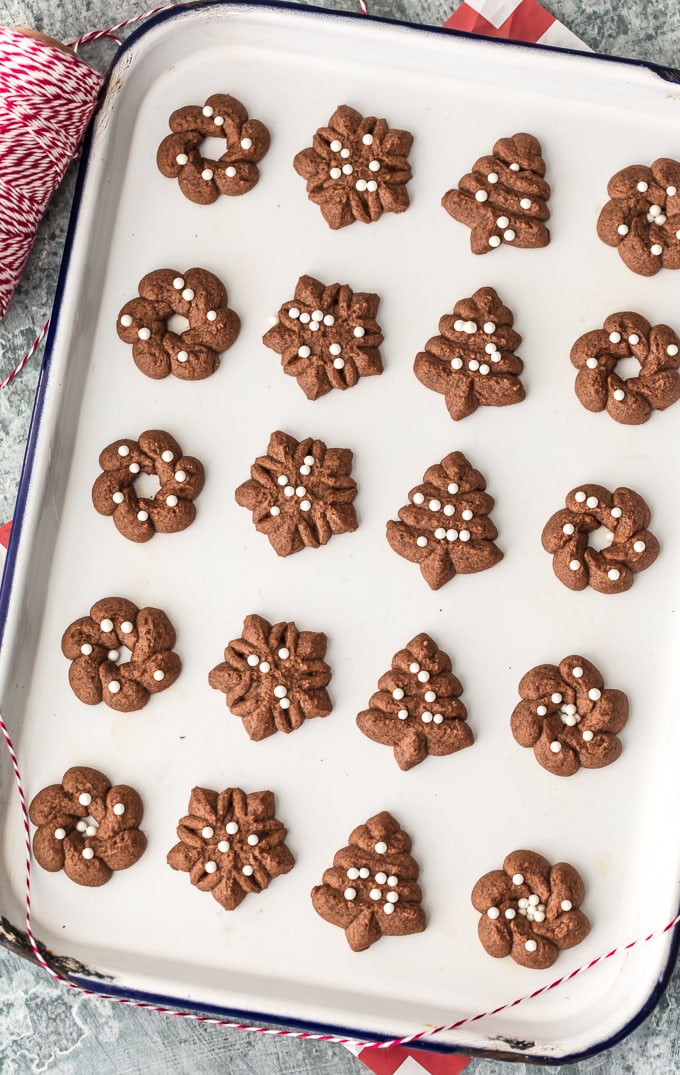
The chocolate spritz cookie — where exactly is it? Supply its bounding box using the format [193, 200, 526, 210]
[235, 430, 358, 556]
[357, 633, 473, 771]
[442, 133, 550, 253]
[156, 93, 270, 203]
[541, 484, 659, 594]
[92, 430, 204, 542]
[511, 655, 628, 776]
[386, 450, 503, 590]
[311, 811, 426, 952]
[596, 158, 680, 276]
[262, 274, 384, 399]
[293, 104, 413, 229]
[117, 268, 240, 380]
[61, 597, 181, 711]
[167, 786, 294, 910]
[209, 614, 332, 741]
[414, 286, 525, 420]
[571, 312, 680, 424]
[471, 850, 590, 969]
[29, 767, 146, 886]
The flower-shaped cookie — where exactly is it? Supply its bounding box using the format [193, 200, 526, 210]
[357, 633, 473, 771]
[471, 850, 590, 969]
[311, 811, 426, 952]
[414, 286, 525, 421]
[116, 268, 240, 380]
[262, 274, 384, 399]
[541, 484, 659, 594]
[29, 766, 146, 886]
[235, 430, 359, 557]
[442, 133, 550, 253]
[208, 614, 332, 741]
[92, 430, 205, 542]
[511, 655, 628, 776]
[386, 450, 503, 590]
[293, 104, 413, 229]
[156, 93, 270, 203]
[61, 597, 181, 711]
[596, 158, 680, 276]
[571, 312, 680, 425]
[167, 786, 294, 910]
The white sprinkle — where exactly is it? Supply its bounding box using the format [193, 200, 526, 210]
[87, 825, 98, 837]
[166, 495, 178, 508]
[520, 197, 532, 209]
[613, 389, 625, 401]
[202, 826, 214, 839]
[575, 490, 586, 503]
[561, 900, 573, 912]
[344, 887, 357, 900]
[383, 903, 395, 915]
[461, 509, 473, 521]
[569, 560, 581, 571]
[259, 661, 271, 673]
[108, 649, 120, 662]
[446, 529, 458, 542]
[443, 504, 455, 517]
[475, 190, 488, 202]
[247, 655, 259, 669]
[201, 169, 214, 181]
[347, 867, 360, 880]
[429, 499, 441, 512]
[550, 740, 562, 753]
[359, 868, 370, 879]
[367, 180, 378, 192]
[667, 343, 679, 356]
[459, 530, 471, 542]
[226, 821, 239, 835]
[340, 148, 351, 159]
[497, 216, 509, 228]
[397, 709, 409, 720]
[589, 688, 602, 701]
[100, 619, 114, 632]
[424, 690, 436, 703]
[214, 116, 224, 126]
[82, 848, 95, 860]
[421, 711, 433, 723]
[572, 666, 583, 678]
[386, 891, 399, 904]
[551, 692, 562, 704]
[387, 875, 398, 886]
[583, 730, 594, 742]
[80, 644, 93, 656]
[342, 164, 353, 175]
[536, 705, 547, 716]
[611, 507, 622, 518]
[277, 475, 289, 486]
[330, 139, 342, 152]
[76, 820, 87, 833]
[413, 492, 425, 505]
[392, 688, 404, 700]
[409, 662, 420, 673]
[375, 841, 388, 854]
[54, 827, 66, 840]
[525, 939, 538, 952]
[137, 510, 149, 522]
[448, 483, 459, 495]
[488, 172, 498, 183]
[509, 163, 520, 171]
[279, 697, 291, 709]
[562, 523, 575, 535]
[247, 834, 260, 847]
[120, 315, 133, 328]
[113, 803, 126, 816]
[329, 342, 342, 356]
[489, 235, 501, 248]
[505, 908, 516, 919]
[637, 181, 648, 192]
[242, 865, 254, 877]
[218, 840, 230, 853]
[295, 486, 306, 497]
[633, 540, 646, 553]
[362, 133, 374, 145]
[332, 358, 345, 370]
[297, 345, 311, 358]
[416, 536, 428, 547]
[181, 288, 194, 302]
[375, 871, 387, 884]
[368, 160, 380, 172]
[469, 359, 480, 371]
[153, 670, 165, 682]
[274, 685, 287, 699]
[451, 357, 464, 370]
[609, 332, 621, 344]
[137, 327, 151, 341]
[651, 243, 663, 256]
[175, 152, 189, 167]
[112, 491, 124, 504]
[108, 681, 121, 694]
[504, 229, 516, 242]
[586, 357, 598, 369]
[370, 889, 382, 901]
[329, 167, 342, 179]
[202, 105, 214, 116]
[284, 486, 294, 497]
[586, 496, 599, 509]
[79, 793, 92, 806]
[607, 569, 621, 581]
[512, 873, 524, 885]
[177, 350, 188, 362]
[355, 179, 367, 192]
[240, 137, 252, 150]
[617, 224, 629, 235]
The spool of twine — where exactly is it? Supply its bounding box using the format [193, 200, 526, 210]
[0, 26, 104, 318]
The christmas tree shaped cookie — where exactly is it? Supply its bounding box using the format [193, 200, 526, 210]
[357, 633, 473, 770]
[386, 450, 503, 590]
[442, 133, 550, 253]
[414, 286, 525, 420]
[311, 811, 426, 951]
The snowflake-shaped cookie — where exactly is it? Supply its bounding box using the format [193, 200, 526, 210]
[167, 786, 294, 911]
[472, 850, 590, 969]
[311, 811, 426, 952]
[262, 274, 384, 399]
[235, 430, 359, 557]
[414, 286, 525, 420]
[386, 450, 503, 590]
[511, 655, 628, 776]
[357, 633, 473, 771]
[293, 105, 413, 229]
[208, 614, 333, 741]
[596, 158, 680, 276]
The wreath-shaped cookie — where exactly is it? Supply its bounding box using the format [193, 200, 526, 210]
[92, 430, 205, 542]
[596, 158, 680, 276]
[29, 766, 146, 886]
[61, 597, 181, 711]
[156, 93, 270, 204]
[117, 268, 240, 380]
[471, 850, 590, 969]
[510, 655, 628, 776]
[571, 312, 680, 424]
[541, 484, 659, 594]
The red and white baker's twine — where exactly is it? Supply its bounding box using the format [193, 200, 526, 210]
[1, 710, 678, 1048]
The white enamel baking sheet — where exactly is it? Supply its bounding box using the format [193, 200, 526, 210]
[2, 2, 680, 1060]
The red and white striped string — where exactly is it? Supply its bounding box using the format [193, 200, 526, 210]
[0, 706, 678, 1050]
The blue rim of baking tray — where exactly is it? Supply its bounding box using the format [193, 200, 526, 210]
[1, 0, 679, 1063]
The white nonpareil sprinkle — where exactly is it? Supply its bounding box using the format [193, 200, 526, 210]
[586, 357, 598, 369]
[607, 569, 621, 581]
[79, 792, 92, 806]
[551, 693, 562, 704]
[54, 828, 66, 840]
[383, 903, 394, 915]
[108, 649, 119, 662]
[475, 190, 488, 202]
[225, 166, 236, 178]
[487, 907, 500, 919]
[279, 698, 291, 709]
[586, 496, 598, 508]
[409, 662, 420, 673]
[611, 507, 622, 518]
[201, 169, 213, 181]
[242, 865, 254, 876]
[667, 344, 679, 356]
[82, 848, 95, 860]
[504, 229, 516, 242]
[362, 133, 374, 145]
[113, 803, 126, 816]
[617, 224, 629, 235]
[100, 618, 113, 632]
[509, 163, 520, 171]
[561, 899, 573, 911]
[344, 887, 357, 900]
[637, 180, 648, 192]
[137, 327, 151, 341]
[273, 685, 287, 699]
[175, 153, 188, 165]
[574, 491, 586, 502]
[112, 491, 124, 504]
[329, 167, 341, 179]
[392, 688, 404, 700]
[202, 826, 214, 839]
[177, 351, 188, 362]
[613, 389, 625, 401]
[259, 661, 271, 673]
[588, 687, 602, 700]
[162, 450, 174, 463]
[609, 332, 621, 343]
[496, 216, 509, 228]
[137, 510, 149, 522]
[651, 243, 663, 256]
[633, 540, 646, 553]
[520, 197, 532, 209]
[397, 709, 408, 720]
[487, 172, 498, 183]
[247, 834, 260, 846]
[416, 536, 428, 547]
[451, 357, 464, 370]
[569, 560, 581, 571]
[247, 654, 259, 666]
[512, 873, 524, 885]
[489, 235, 501, 248]
[448, 483, 459, 494]
[166, 495, 178, 507]
[359, 867, 370, 879]
[504, 908, 516, 920]
[226, 821, 239, 835]
[572, 666, 583, 677]
[108, 681, 121, 694]
[81, 644, 92, 656]
[207, 310, 217, 322]
[240, 137, 252, 150]
[628, 333, 640, 345]
[214, 116, 224, 126]
[153, 670, 165, 682]
[562, 524, 575, 535]
[536, 705, 547, 716]
[550, 741, 562, 753]
[429, 499, 441, 511]
[525, 939, 538, 952]
[278, 648, 290, 660]
[375, 841, 388, 854]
